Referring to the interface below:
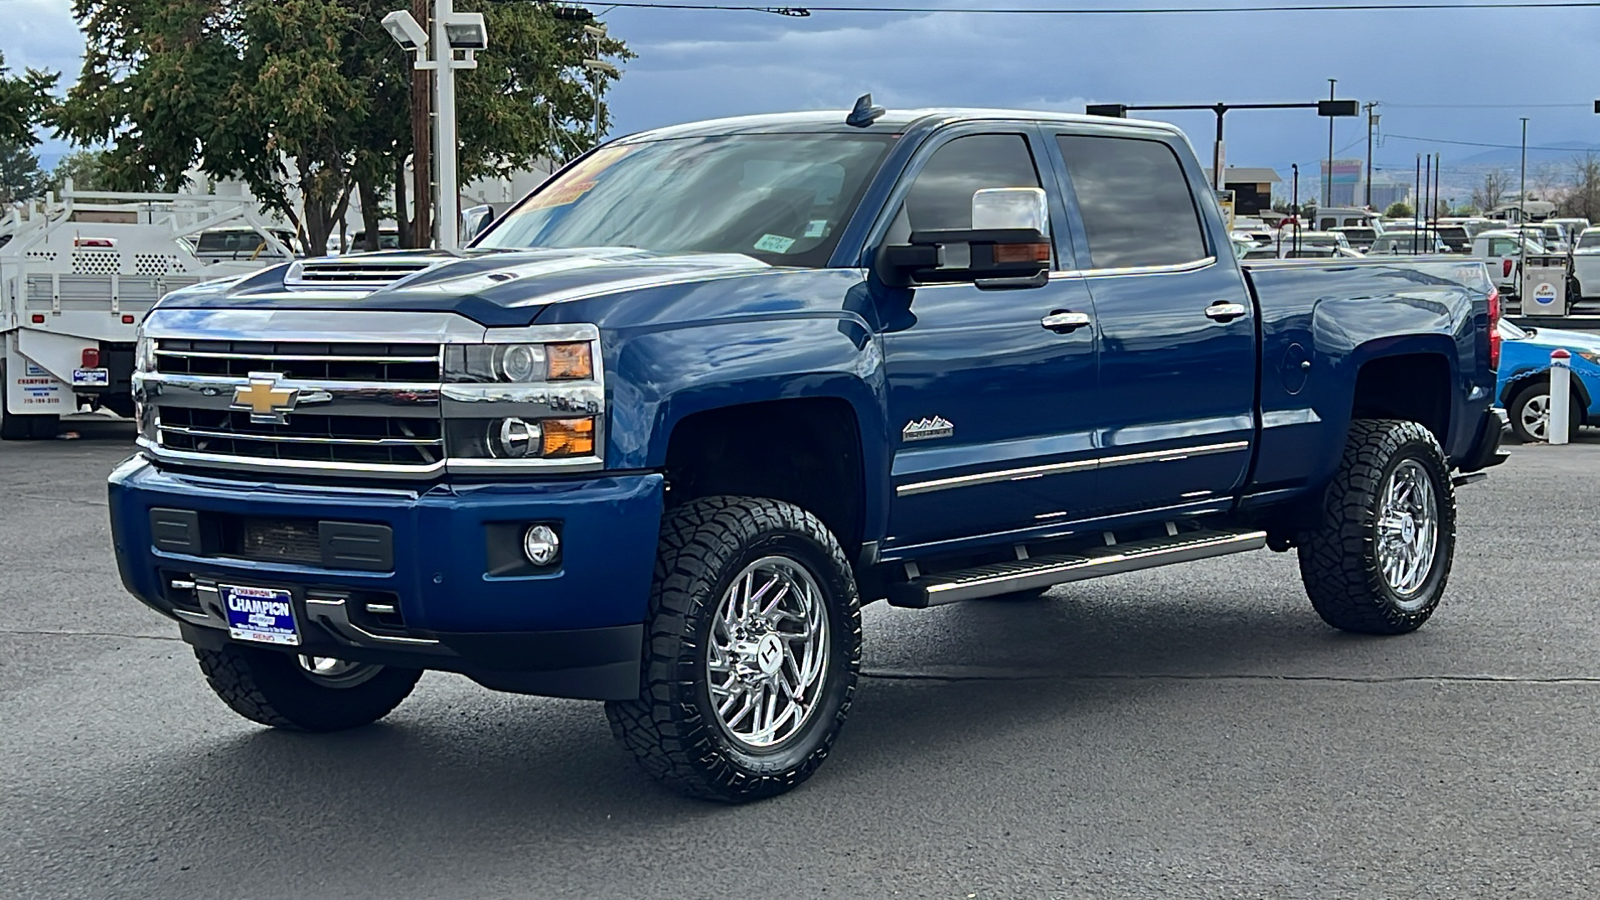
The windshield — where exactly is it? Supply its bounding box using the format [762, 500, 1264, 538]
[1579, 232, 1600, 249]
[476, 134, 897, 267]
[1498, 319, 1529, 341]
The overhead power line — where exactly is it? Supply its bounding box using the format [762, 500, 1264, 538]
[558, 0, 1600, 14]
[1383, 132, 1600, 153]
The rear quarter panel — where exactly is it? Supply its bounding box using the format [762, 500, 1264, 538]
[1242, 258, 1492, 496]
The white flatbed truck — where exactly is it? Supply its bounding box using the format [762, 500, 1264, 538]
[2, 186, 292, 439]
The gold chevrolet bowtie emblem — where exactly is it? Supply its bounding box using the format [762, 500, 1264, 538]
[232, 373, 299, 425]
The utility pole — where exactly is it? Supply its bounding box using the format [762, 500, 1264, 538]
[1519, 117, 1530, 225]
[1414, 154, 1422, 253]
[1440, 150, 1452, 220]
[1520, 117, 1530, 288]
[1291, 163, 1300, 255]
[1325, 78, 1337, 207]
[409, 0, 432, 250]
[1364, 101, 1379, 208]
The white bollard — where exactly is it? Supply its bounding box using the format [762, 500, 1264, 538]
[1549, 349, 1572, 445]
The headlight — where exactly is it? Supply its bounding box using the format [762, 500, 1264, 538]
[440, 325, 604, 469]
[1578, 349, 1600, 366]
[445, 342, 594, 383]
[448, 416, 597, 460]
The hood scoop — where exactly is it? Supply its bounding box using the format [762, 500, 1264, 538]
[283, 255, 445, 291]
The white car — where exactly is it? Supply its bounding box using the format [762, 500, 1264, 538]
[1367, 232, 1450, 255]
[1471, 229, 1546, 296]
[1328, 225, 1379, 252]
[1571, 227, 1600, 299]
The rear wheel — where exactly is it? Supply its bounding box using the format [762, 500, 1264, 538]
[195, 644, 421, 731]
[1508, 381, 1581, 443]
[605, 496, 861, 802]
[1296, 419, 1456, 635]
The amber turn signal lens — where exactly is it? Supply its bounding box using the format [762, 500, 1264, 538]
[542, 417, 595, 457]
[546, 342, 593, 380]
[994, 242, 1051, 264]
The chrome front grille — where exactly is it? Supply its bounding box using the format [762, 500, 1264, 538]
[135, 308, 606, 480]
[156, 406, 444, 467]
[154, 340, 441, 382]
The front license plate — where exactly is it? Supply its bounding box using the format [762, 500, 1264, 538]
[72, 368, 109, 387]
[220, 585, 301, 646]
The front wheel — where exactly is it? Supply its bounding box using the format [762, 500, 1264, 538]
[1296, 419, 1456, 635]
[605, 496, 861, 803]
[1509, 381, 1581, 443]
[195, 645, 421, 731]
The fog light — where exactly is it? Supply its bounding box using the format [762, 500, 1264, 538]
[492, 417, 542, 458]
[523, 524, 560, 566]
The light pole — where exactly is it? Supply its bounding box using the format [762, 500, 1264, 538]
[583, 24, 619, 141]
[1364, 101, 1379, 208]
[383, 1, 488, 251]
[1325, 79, 1337, 206]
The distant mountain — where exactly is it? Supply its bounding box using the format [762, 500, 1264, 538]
[1453, 141, 1600, 169]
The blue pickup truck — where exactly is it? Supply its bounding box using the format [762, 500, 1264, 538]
[108, 102, 1507, 801]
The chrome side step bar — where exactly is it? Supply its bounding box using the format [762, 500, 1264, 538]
[887, 529, 1268, 609]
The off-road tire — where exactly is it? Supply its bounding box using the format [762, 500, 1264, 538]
[605, 496, 862, 803]
[195, 644, 421, 731]
[1508, 381, 1581, 443]
[0, 361, 58, 441]
[1296, 418, 1455, 635]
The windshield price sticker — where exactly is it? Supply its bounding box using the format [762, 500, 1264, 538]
[221, 585, 301, 646]
[754, 234, 796, 253]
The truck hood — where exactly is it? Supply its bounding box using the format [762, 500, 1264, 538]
[156, 248, 779, 327]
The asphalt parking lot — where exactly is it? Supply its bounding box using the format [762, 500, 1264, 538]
[5, 422, 1600, 899]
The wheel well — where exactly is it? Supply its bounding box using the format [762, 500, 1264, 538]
[1351, 354, 1451, 445]
[663, 398, 865, 554]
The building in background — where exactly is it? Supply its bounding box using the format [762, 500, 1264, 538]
[1367, 170, 1412, 211]
[1321, 159, 1363, 207]
[1203, 166, 1282, 216]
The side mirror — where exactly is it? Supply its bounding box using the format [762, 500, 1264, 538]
[881, 187, 1052, 290]
[461, 204, 496, 245]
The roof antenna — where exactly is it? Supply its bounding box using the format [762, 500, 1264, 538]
[846, 93, 886, 128]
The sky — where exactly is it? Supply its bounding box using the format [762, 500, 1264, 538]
[8, 0, 1600, 196]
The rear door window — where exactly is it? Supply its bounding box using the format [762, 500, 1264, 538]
[1056, 135, 1208, 269]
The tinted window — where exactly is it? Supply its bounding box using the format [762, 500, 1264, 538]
[1056, 135, 1207, 269]
[904, 134, 1041, 232]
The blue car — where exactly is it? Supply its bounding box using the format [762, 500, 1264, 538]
[1498, 320, 1600, 441]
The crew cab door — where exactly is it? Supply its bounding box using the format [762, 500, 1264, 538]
[1049, 130, 1256, 514]
[877, 128, 1100, 548]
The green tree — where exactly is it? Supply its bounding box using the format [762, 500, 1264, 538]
[48, 149, 114, 193]
[58, 0, 628, 253]
[0, 140, 47, 204]
[1385, 201, 1413, 219]
[0, 52, 58, 149]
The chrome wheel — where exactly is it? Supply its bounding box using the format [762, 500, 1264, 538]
[707, 555, 830, 751]
[297, 655, 383, 689]
[1375, 459, 1439, 605]
[1519, 392, 1551, 441]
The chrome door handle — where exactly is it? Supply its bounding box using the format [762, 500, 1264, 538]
[1204, 302, 1248, 322]
[1041, 310, 1092, 333]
